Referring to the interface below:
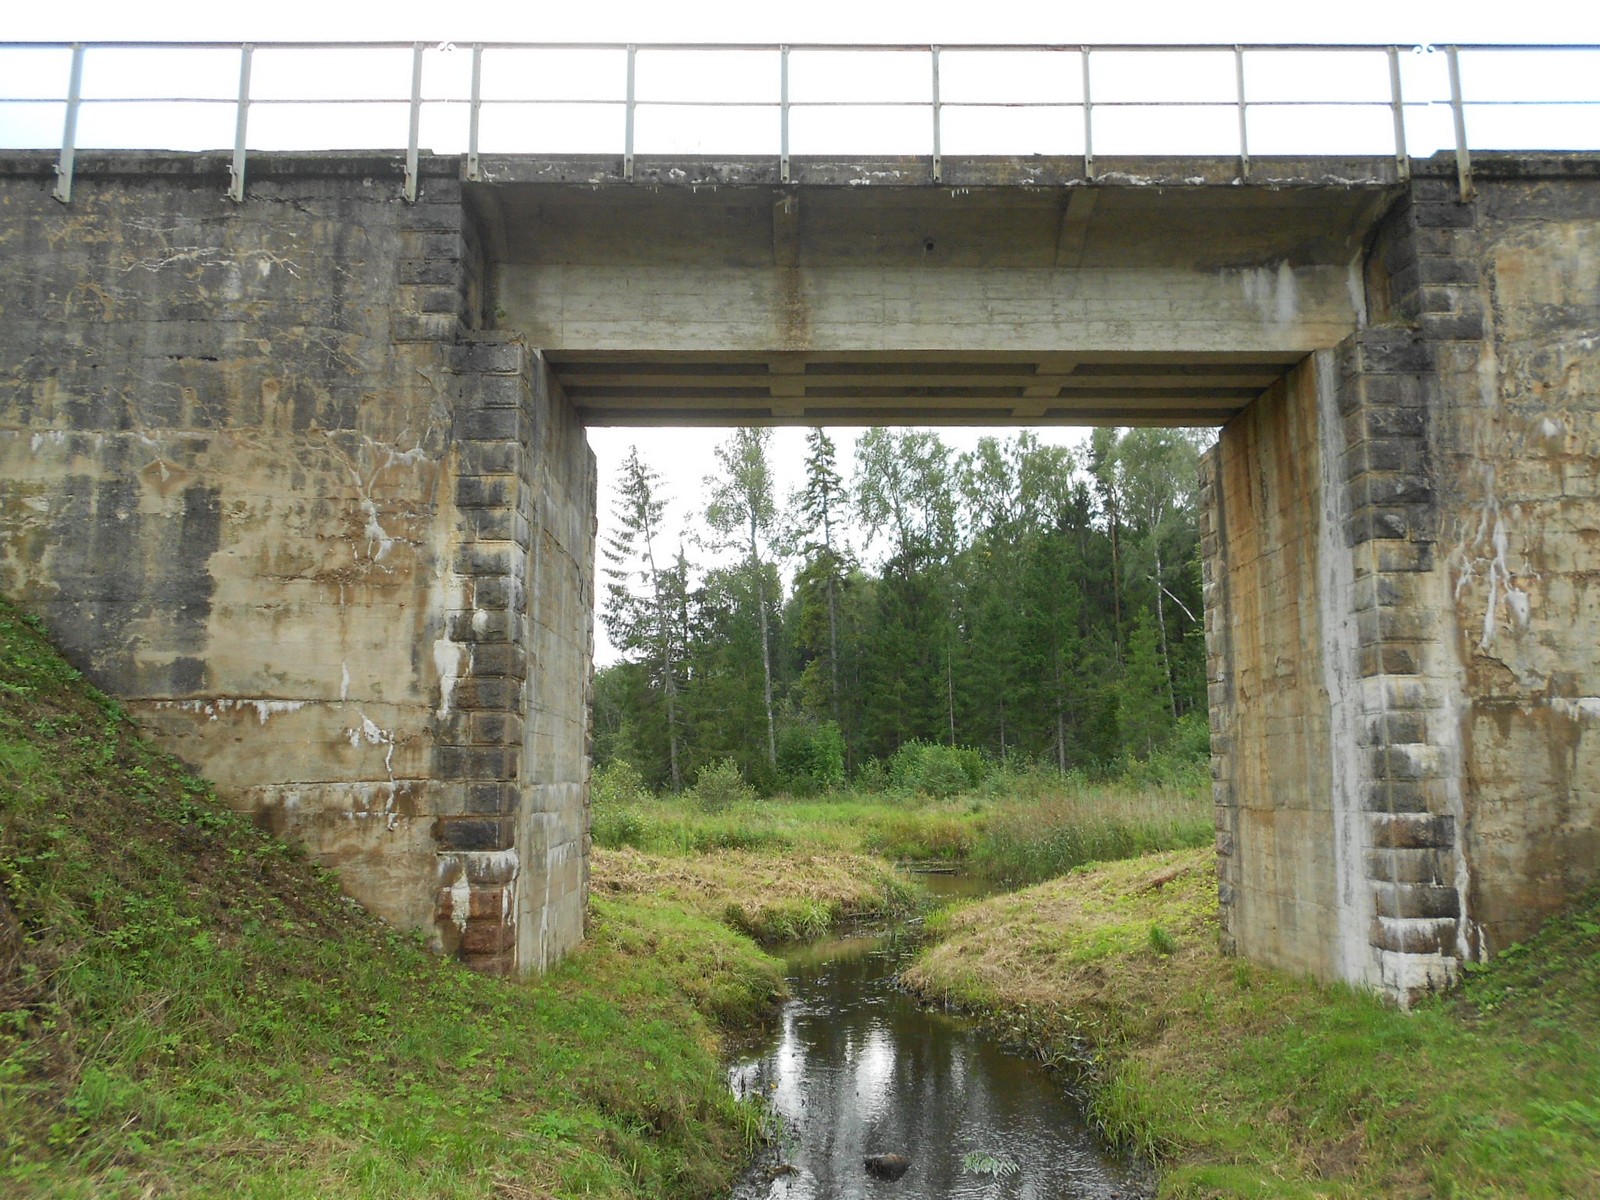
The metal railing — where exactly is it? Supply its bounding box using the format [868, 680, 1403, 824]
[1, 41, 1597, 204]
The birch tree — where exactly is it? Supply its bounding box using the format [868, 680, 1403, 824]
[705, 428, 779, 769]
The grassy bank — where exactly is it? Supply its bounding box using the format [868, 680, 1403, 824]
[903, 848, 1600, 1199]
[591, 776, 1211, 886]
[593, 846, 920, 943]
[0, 601, 788, 1199]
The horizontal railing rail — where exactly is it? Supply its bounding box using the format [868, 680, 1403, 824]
[1, 41, 1596, 203]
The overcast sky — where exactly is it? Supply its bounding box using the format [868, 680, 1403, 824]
[9, 0, 1599, 48]
[9, 1, 1596, 664]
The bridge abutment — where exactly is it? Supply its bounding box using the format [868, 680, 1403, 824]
[0, 153, 594, 973]
[1206, 162, 1600, 1002]
[434, 335, 595, 973]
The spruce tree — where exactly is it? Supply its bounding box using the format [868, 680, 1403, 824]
[601, 447, 685, 790]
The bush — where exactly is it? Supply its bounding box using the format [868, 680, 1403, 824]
[689, 758, 757, 812]
[592, 759, 650, 808]
[853, 757, 892, 793]
[1119, 713, 1212, 791]
[888, 740, 988, 798]
[591, 804, 650, 849]
[590, 761, 655, 848]
[777, 720, 846, 796]
[1168, 710, 1213, 759]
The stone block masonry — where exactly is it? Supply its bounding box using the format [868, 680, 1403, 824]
[1206, 157, 1600, 1004]
[0, 152, 594, 974]
[433, 337, 595, 973]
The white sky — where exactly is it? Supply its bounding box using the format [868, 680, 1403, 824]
[8, 0, 1599, 49]
[8, 1, 1597, 664]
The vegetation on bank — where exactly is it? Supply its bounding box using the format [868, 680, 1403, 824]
[593, 847, 920, 943]
[903, 848, 1600, 1199]
[590, 756, 1212, 887]
[0, 600, 792, 1199]
[16, 587, 1595, 1199]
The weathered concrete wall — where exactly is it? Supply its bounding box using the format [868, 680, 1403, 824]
[0, 153, 593, 974]
[1204, 359, 1351, 982]
[1208, 158, 1600, 1002]
[1417, 167, 1600, 954]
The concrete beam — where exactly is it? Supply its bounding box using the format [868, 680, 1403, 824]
[483, 156, 1390, 424]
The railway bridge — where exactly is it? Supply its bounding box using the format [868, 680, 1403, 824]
[2, 41, 1597, 1001]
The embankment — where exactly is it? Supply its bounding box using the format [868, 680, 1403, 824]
[0, 598, 784, 1199]
[903, 848, 1600, 1198]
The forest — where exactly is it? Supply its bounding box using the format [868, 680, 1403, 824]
[592, 425, 1215, 794]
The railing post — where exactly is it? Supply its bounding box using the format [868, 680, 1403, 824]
[930, 45, 942, 184]
[1081, 47, 1094, 181]
[1387, 45, 1410, 181]
[228, 44, 253, 203]
[780, 45, 791, 184]
[404, 42, 424, 202]
[1234, 45, 1250, 180]
[1445, 45, 1475, 201]
[467, 43, 483, 182]
[52, 43, 85, 205]
[624, 44, 636, 182]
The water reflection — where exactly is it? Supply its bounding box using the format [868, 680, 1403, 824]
[728, 902, 1144, 1200]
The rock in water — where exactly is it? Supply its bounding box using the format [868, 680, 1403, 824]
[863, 1153, 911, 1180]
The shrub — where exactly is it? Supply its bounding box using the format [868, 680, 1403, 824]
[888, 740, 987, 798]
[589, 761, 655, 848]
[853, 757, 892, 793]
[592, 759, 650, 808]
[689, 758, 757, 811]
[591, 804, 650, 849]
[777, 720, 846, 796]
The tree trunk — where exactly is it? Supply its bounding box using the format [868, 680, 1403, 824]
[1108, 497, 1123, 647]
[663, 652, 682, 792]
[1053, 647, 1067, 774]
[1153, 541, 1178, 719]
[946, 634, 957, 747]
[643, 539, 682, 793]
[826, 570, 841, 721]
[756, 567, 777, 768]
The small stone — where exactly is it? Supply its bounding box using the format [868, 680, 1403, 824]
[863, 1153, 911, 1180]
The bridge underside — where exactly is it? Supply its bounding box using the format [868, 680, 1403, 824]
[546, 350, 1304, 427]
[479, 155, 1390, 427]
[2, 150, 1597, 1005]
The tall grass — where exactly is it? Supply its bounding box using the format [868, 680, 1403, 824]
[968, 777, 1212, 885]
[592, 763, 1211, 884]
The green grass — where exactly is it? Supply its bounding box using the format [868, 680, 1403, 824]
[591, 777, 1211, 885]
[0, 599, 784, 1198]
[904, 849, 1600, 1199]
[593, 845, 923, 944]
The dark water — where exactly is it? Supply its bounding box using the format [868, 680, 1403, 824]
[727, 876, 1146, 1200]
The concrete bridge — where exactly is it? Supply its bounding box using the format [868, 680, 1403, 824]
[1, 139, 1597, 1002]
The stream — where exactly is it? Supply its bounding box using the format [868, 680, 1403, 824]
[726, 874, 1147, 1200]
